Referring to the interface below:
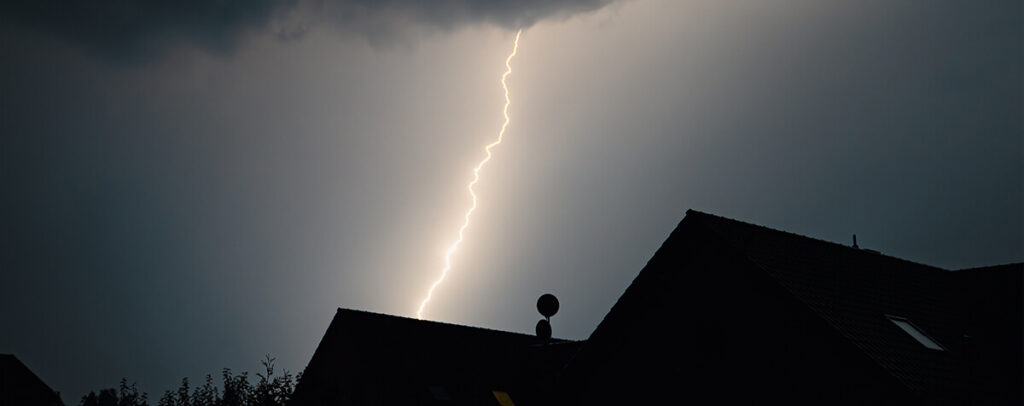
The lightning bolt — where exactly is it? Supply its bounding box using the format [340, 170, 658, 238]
[417, 30, 522, 320]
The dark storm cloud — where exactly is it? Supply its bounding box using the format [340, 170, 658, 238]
[327, 0, 616, 28]
[2, 0, 296, 61]
[2, 0, 616, 61]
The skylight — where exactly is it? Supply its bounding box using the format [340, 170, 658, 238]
[886, 315, 945, 351]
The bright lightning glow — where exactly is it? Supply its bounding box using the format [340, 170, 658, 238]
[416, 30, 522, 320]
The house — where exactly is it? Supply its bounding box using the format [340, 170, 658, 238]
[0, 354, 64, 406]
[289, 308, 581, 405]
[291, 210, 1022, 405]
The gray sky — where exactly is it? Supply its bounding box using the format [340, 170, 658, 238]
[1, 0, 1021, 402]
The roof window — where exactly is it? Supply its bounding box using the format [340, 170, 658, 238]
[886, 315, 945, 351]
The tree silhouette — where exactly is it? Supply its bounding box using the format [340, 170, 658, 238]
[254, 355, 294, 406]
[82, 355, 298, 406]
[79, 380, 146, 406]
[97, 389, 118, 406]
[118, 378, 148, 406]
[192, 374, 220, 406]
[79, 391, 97, 406]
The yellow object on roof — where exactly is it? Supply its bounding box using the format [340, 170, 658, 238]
[492, 390, 516, 406]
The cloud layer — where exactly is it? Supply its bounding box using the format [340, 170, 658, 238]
[3, 0, 616, 61]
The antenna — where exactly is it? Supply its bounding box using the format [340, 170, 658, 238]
[535, 293, 559, 340]
[852, 234, 858, 249]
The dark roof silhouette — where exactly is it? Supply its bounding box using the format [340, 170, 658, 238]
[291, 308, 581, 405]
[559, 210, 1022, 405]
[689, 210, 966, 392]
[692, 210, 1021, 402]
[293, 209, 1022, 405]
[0, 354, 64, 406]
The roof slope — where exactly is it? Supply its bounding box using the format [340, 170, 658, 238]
[685, 210, 969, 396]
[563, 210, 1020, 403]
[291, 308, 581, 405]
[0, 354, 64, 406]
[949, 262, 1024, 402]
[292, 210, 1021, 404]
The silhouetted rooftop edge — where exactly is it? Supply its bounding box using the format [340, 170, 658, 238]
[331, 307, 579, 343]
[685, 209, 962, 271]
[292, 209, 1022, 405]
[0, 353, 64, 406]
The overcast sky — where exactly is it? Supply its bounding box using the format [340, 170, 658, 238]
[1, 0, 1021, 402]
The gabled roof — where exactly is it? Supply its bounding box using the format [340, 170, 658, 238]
[293, 210, 1021, 404]
[683, 210, 970, 396]
[568, 210, 1020, 402]
[291, 308, 581, 405]
[0, 354, 64, 406]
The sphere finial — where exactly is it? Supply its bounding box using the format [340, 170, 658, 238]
[537, 293, 559, 319]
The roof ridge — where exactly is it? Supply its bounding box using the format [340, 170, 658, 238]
[335, 307, 577, 342]
[955, 262, 1024, 272]
[685, 209, 950, 271]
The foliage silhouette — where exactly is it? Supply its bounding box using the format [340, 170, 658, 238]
[79, 355, 298, 406]
[79, 379, 147, 406]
